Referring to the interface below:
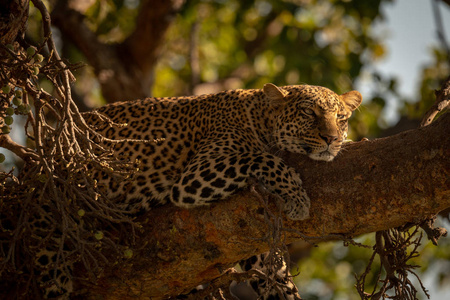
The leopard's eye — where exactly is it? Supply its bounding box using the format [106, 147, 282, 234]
[337, 114, 346, 120]
[302, 108, 315, 116]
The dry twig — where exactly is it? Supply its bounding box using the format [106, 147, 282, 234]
[355, 76, 450, 300]
[420, 75, 450, 127]
[0, 1, 147, 297]
[355, 227, 430, 300]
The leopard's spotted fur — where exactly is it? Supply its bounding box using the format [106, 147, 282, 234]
[37, 83, 361, 298]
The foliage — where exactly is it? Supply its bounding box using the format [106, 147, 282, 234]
[154, 0, 389, 96]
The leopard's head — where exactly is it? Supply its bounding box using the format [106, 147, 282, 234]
[264, 83, 362, 161]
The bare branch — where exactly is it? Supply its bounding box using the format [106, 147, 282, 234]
[0, 134, 39, 161]
[189, 22, 201, 94]
[421, 75, 450, 126]
[420, 216, 448, 245]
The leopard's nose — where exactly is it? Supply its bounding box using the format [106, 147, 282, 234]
[319, 133, 338, 144]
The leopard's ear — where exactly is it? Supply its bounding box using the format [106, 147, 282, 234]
[263, 83, 288, 107]
[340, 90, 362, 112]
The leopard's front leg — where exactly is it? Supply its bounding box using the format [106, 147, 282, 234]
[240, 152, 310, 220]
[170, 142, 310, 220]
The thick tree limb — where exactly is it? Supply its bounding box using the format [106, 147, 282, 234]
[79, 112, 450, 299]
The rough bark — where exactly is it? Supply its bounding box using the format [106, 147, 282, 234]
[79, 112, 450, 299]
[0, 0, 29, 46]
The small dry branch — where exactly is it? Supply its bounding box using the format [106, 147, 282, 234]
[421, 75, 450, 127]
[356, 227, 430, 300]
[0, 1, 151, 297]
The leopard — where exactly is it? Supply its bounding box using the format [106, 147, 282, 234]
[36, 83, 361, 298]
[85, 83, 361, 217]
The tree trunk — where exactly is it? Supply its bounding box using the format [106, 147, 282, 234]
[51, 0, 185, 103]
[79, 112, 450, 299]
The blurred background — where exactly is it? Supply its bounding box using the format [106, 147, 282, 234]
[2, 0, 450, 298]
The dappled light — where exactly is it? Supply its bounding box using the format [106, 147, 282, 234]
[1, 0, 449, 299]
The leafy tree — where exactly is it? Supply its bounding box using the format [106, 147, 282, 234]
[1, 0, 449, 299]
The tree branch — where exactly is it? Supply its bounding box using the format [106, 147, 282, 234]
[0, 135, 39, 162]
[79, 112, 450, 299]
[122, 0, 185, 77]
[421, 75, 450, 126]
[51, 0, 184, 103]
[0, 0, 28, 46]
